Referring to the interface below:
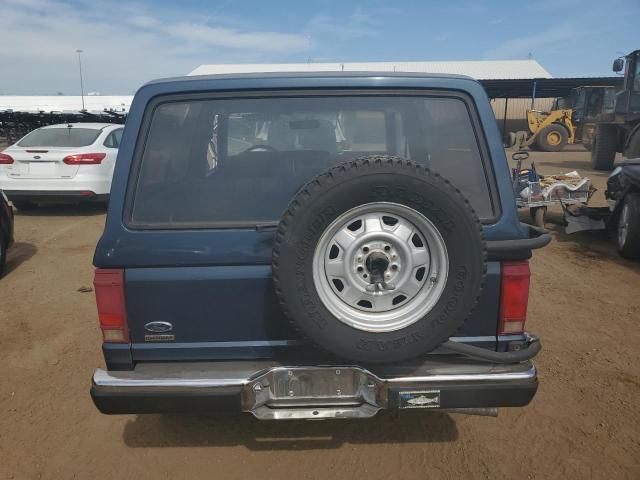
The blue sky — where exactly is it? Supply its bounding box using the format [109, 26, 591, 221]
[1, 0, 638, 94]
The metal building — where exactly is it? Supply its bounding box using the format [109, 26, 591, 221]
[189, 59, 552, 79]
[0, 61, 621, 142]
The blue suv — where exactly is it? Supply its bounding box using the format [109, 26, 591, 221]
[90, 72, 549, 419]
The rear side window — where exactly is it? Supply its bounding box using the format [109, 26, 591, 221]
[104, 129, 123, 148]
[130, 95, 493, 226]
[18, 128, 101, 147]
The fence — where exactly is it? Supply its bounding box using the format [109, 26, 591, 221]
[0, 111, 126, 146]
[490, 97, 555, 141]
[2, 99, 554, 148]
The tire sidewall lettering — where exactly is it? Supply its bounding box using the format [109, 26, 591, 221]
[293, 205, 338, 330]
[370, 185, 456, 232]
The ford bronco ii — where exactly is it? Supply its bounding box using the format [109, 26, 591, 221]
[90, 72, 549, 419]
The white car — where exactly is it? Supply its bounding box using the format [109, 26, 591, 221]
[0, 123, 123, 209]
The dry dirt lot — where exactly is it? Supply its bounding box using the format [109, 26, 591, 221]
[1, 149, 639, 480]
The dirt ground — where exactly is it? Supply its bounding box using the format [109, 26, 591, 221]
[1, 148, 639, 480]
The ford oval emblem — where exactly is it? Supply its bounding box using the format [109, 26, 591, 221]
[34, 155, 41, 159]
[144, 321, 173, 333]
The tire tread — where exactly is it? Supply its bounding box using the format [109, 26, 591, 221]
[591, 124, 618, 170]
[618, 192, 640, 260]
[272, 155, 487, 362]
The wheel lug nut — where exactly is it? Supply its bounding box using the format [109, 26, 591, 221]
[357, 266, 364, 272]
[391, 264, 398, 271]
[362, 246, 370, 253]
[384, 245, 391, 252]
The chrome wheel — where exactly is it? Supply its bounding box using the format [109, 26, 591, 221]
[312, 202, 449, 333]
[618, 203, 630, 248]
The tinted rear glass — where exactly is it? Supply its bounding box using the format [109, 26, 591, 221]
[18, 128, 101, 147]
[131, 95, 493, 226]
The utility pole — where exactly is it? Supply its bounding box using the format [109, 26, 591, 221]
[76, 49, 85, 111]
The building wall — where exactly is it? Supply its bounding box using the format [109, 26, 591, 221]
[190, 60, 552, 79]
[490, 97, 555, 139]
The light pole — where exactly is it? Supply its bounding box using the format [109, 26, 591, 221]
[76, 49, 85, 111]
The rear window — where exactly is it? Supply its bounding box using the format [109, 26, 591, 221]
[18, 128, 101, 148]
[130, 95, 494, 226]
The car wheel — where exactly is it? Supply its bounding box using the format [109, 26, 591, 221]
[591, 124, 617, 171]
[536, 124, 568, 152]
[617, 193, 640, 260]
[272, 156, 486, 363]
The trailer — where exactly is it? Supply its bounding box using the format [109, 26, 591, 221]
[511, 151, 594, 227]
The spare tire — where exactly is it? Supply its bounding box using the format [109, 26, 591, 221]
[272, 156, 486, 363]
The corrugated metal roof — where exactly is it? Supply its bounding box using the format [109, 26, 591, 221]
[189, 60, 552, 80]
[481, 77, 622, 98]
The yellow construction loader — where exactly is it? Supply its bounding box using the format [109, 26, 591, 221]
[509, 108, 576, 152]
[524, 109, 575, 152]
[510, 86, 616, 152]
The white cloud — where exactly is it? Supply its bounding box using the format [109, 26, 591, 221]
[163, 23, 307, 51]
[0, 0, 308, 94]
[483, 25, 575, 59]
[127, 15, 161, 29]
[307, 9, 378, 41]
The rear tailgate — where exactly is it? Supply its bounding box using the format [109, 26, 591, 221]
[84, 262, 502, 367]
[115, 226, 552, 364]
[4, 147, 80, 179]
[119, 243, 501, 362]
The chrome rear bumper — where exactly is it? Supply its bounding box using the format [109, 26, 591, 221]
[91, 357, 537, 419]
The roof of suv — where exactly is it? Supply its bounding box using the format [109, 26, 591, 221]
[134, 71, 490, 109]
[147, 71, 472, 84]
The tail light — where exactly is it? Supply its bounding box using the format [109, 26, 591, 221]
[93, 269, 129, 343]
[63, 152, 106, 165]
[499, 261, 530, 335]
[0, 153, 14, 164]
